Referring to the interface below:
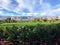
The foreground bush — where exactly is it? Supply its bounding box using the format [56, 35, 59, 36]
[0, 23, 60, 45]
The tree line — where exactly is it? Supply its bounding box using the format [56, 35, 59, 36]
[0, 17, 60, 23]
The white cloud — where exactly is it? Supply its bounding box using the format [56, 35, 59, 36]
[0, 11, 3, 14]
[15, 0, 34, 13]
[40, 7, 60, 16]
[51, 8, 60, 16]
[40, 0, 43, 5]
[52, 8, 60, 12]
[40, 12, 47, 16]
[0, 0, 10, 8]
[15, 0, 52, 13]
[53, 4, 60, 9]
[0, 0, 51, 13]
[0, 0, 60, 16]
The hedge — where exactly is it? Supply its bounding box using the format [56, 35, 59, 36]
[0, 23, 60, 45]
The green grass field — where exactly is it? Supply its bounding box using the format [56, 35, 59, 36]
[0, 21, 60, 27]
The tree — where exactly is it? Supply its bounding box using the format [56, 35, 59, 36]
[33, 18, 40, 22]
[5, 18, 11, 23]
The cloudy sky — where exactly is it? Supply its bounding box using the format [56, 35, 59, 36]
[0, 0, 60, 16]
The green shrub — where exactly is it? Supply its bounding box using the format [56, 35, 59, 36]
[0, 23, 60, 45]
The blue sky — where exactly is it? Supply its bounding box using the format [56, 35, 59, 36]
[0, 0, 60, 16]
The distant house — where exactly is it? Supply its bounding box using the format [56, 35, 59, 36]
[21, 16, 33, 21]
[0, 16, 8, 20]
[11, 16, 33, 21]
[0, 16, 60, 21]
[11, 16, 21, 21]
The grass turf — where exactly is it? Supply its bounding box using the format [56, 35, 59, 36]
[0, 21, 60, 27]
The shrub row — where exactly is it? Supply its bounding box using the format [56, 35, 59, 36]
[0, 23, 60, 45]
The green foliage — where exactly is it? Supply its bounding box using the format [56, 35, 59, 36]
[0, 23, 60, 45]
